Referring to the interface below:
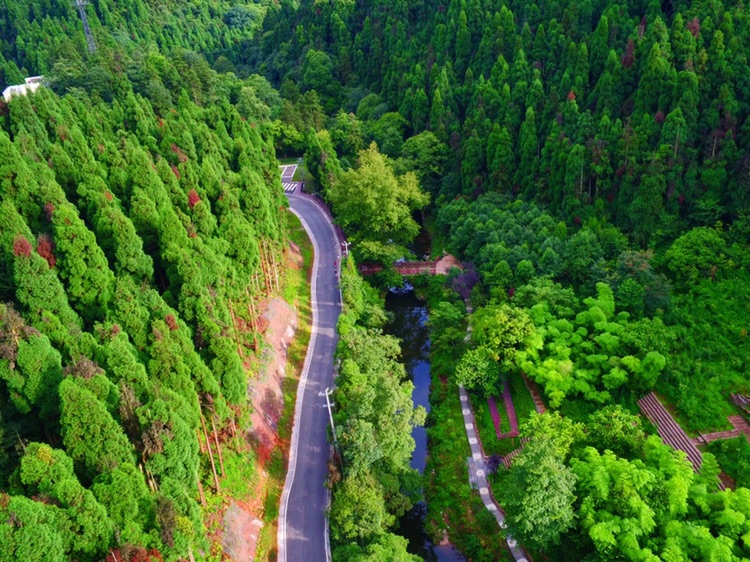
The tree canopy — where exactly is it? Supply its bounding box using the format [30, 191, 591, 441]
[328, 143, 429, 262]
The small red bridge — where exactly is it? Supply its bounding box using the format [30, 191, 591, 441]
[358, 255, 462, 276]
[359, 261, 436, 275]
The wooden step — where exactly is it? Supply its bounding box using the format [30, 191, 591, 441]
[638, 393, 703, 470]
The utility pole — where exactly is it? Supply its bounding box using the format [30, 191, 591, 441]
[323, 387, 344, 476]
[74, 0, 97, 53]
[324, 387, 337, 447]
[341, 241, 351, 257]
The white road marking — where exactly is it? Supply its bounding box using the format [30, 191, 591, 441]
[281, 164, 298, 180]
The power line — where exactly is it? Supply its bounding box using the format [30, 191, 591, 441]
[74, 0, 97, 53]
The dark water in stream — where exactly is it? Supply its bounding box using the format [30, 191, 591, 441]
[385, 286, 464, 562]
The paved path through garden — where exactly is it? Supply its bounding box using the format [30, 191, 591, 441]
[487, 395, 503, 438]
[459, 386, 529, 562]
[522, 374, 547, 414]
[638, 392, 735, 491]
[693, 415, 750, 445]
[460, 302, 529, 561]
[499, 381, 519, 438]
[488, 382, 520, 439]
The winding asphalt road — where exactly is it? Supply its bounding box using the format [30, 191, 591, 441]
[277, 190, 341, 562]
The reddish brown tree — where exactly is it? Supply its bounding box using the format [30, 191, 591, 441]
[13, 236, 32, 257]
[188, 189, 200, 208]
[36, 234, 56, 267]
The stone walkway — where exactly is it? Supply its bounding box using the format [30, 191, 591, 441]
[460, 385, 529, 562]
[460, 301, 529, 561]
[638, 391, 744, 491]
[693, 415, 750, 445]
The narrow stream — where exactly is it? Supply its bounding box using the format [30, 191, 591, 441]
[385, 286, 464, 562]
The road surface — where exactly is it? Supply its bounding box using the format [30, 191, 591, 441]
[280, 164, 300, 193]
[278, 192, 341, 562]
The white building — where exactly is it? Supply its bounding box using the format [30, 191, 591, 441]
[2, 76, 44, 103]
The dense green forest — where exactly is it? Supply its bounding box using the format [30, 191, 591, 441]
[255, 0, 750, 231]
[0, 2, 290, 560]
[3, 0, 750, 560]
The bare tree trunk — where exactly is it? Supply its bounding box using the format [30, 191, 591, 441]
[196, 429, 206, 454]
[200, 411, 220, 492]
[272, 244, 281, 292]
[143, 464, 158, 493]
[246, 288, 259, 351]
[197, 472, 206, 507]
[245, 287, 256, 332]
[211, 415, 226, 477]
[264, 240, 273, 294]
[578, 161, 584, 199]
[227, 300, 244, 359]
[229, 415, 240, 449]
[259, 240, 271, 295]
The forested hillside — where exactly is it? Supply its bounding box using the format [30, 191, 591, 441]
[4, 0, 750, 560]
[255, 0, 750, 235]
[0, 0, 266, 90]
[0, 2, 290, 561]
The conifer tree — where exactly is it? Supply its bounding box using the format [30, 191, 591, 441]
[59, 377, 134, 478]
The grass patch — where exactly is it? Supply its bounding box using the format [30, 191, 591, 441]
[200, 493, 229, 562]
[509, 372, 537, 424]
[254, 210, 314, 561]
[221, 447, 259, 500]
[473, 393, 509, 456]
[198, 439, 261, 561]
[277, 159, 306, 182]
[424, 215, 447, 259]
[292, 165, 306, 182]
[656, 381, 733, 435]
[707, 436, 750, 489]
[473, 372, 539, 457]
[283, 213, 314, 307]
